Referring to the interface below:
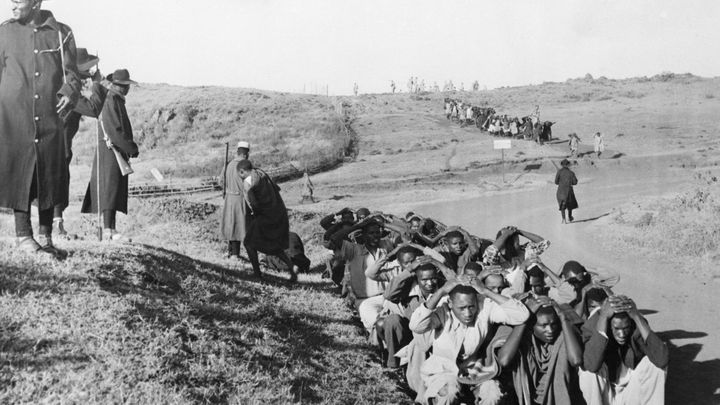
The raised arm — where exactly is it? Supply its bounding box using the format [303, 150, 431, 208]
[516, 229, 545, 244]
[497, 324, 527, 367]
[554, 302, 583, 367]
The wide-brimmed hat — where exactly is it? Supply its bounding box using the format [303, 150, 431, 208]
[107, 69, 137, 86]
[560, 158, 571, 167]
[76, 48, 99, 72]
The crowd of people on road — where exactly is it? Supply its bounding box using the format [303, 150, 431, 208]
[318, 206, 667, 405]
[0, 0, 139, 259]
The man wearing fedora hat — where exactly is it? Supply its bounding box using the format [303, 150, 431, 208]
[220, 141, 250, 259]
[53, 48, 108, 238]
[0, 0, 81, 258]
[555, 159, 579, 224]
[81, 68, 139, 242]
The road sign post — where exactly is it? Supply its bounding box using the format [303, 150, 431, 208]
[493, 140, 511, 183]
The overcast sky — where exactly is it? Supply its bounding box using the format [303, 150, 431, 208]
[8, 0, 719, 95]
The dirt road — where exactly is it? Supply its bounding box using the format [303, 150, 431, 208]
[415, 152, 720, 404]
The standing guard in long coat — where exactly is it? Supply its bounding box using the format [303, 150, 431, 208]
[81, 69, 139, 242]
[220, 141, 250, 259]
[0, 0, 81, 258]
[53, 48, 106, 238]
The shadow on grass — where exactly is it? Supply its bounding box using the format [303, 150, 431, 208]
[656, 330, 719, 405]
[88, 243, 398, 403]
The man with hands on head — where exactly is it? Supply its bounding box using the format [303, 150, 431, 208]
[327, 213, 399, 339]
[320, 207, 356, 285]
[372, 252, 447, 368]
[497, 295, 586, 405]
[409, 270, 529, 405]
[579, 295, 668, 405]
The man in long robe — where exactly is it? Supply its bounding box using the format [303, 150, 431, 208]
[236, 159, 296, 281]
[220, 141, 249, 258]
[0, 0, 80, 258]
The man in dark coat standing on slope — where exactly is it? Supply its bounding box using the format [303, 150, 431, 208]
[81, 69, 139, 242]
[53, 48, 106, 238]
[0, 0, 80, 258]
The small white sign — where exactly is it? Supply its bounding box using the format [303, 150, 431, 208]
[494, 140, 512, 150]
[150, 168, 165, 182]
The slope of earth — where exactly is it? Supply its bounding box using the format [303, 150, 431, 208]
[0, 200, 409, 404]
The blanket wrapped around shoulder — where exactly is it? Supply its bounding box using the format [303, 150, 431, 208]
[244, 169, 289, 255]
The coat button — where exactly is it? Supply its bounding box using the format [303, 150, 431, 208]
[34, 94, 39, 99]
[34, 139, 39, 143]
[33, 28, 38, 33]
[34, 49, 38, 54]
[34, 72, 40, 77]
[34, 116, 39, 121]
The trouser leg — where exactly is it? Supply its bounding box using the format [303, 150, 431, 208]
[53, 205, 63, 219]
[357, 295, 385, 340]
[381, 314, 410, 368]
[229, 241, 241, 256]
[245, 245, 262, 275]
[38, 207, 53, 235]
[14, 209, 33, 237]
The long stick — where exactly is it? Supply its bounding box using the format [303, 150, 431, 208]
[58, 31, 67, 84]
[96, 117, 102, 241]
[222, 142, 229, 198]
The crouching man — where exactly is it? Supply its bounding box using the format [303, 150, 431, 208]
[409, 277, 529, 405]
[580, 295, 668, 405]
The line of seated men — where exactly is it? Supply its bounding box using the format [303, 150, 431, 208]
[322, 210, 668, 405]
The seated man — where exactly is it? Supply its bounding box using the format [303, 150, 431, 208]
[409, 277, 530, 405]
[328, 215, 398, 340]
[497, 297, 585, 405]
[483, 226, 550, 269]
[320, 208, 356, 286]
[580, 295, 668, 405]
[579, 287, 609, 320]
[520, 264, 576, 304]
[372, 253, 445, 368]
[434, 228, 480, 274]
[560, 260, 618, 317]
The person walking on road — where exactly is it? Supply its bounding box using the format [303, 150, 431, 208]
[594, 132, 605, 158]
[555, 159, 579, 224]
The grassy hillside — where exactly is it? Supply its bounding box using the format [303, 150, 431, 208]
[71, 85, 356, 180]
[0, 199, 409, 404]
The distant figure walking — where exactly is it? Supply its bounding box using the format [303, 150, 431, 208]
[353, 82, 358, 96]
[594, 132, 605, 158]
[300, 171, 315, 204]
[390, 80, 396, 94]
[568, 133, 580, 158]
[555, 159, 579, 224]
[220, 141, 250, 259]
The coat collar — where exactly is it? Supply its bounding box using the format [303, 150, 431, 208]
[9, 10, 61, 31]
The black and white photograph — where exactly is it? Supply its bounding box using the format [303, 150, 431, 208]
[0, 0, 718, 403]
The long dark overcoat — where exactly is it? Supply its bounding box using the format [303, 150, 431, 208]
[0, 11, 80, 210]
[81, 89, 138, 214]
[220, 158, 247, 241]
[555, 167, 579, 210]
[244, 169, 290, 255]
[57, 82, 107, 210]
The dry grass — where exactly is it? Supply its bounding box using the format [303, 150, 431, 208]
[0, 198, 409, 404]
[603, 172, 720, 281]
[70, 86, 355, 180]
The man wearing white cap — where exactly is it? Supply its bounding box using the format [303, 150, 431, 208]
[220, 141, 250, 259]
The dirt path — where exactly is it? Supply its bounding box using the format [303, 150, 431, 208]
[414, 153, 720, 403]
